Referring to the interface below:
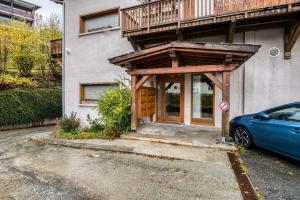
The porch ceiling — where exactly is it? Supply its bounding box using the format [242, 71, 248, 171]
[109, 41, 260, 70]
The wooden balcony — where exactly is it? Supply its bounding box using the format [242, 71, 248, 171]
[0, 4, 35, 21]
[121, 0, 300, 47]
[50, 39, 62, 59]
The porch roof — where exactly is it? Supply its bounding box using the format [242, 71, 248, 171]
[109, 42, 260, 70]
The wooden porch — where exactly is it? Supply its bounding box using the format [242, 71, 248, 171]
[109, 42, 260, 139]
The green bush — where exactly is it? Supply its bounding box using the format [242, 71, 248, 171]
[58, 112, 81, 133]
[0, 74, 37, 90]
[0, 88, 62, 126]
[98, 86, 131, 137]
[86, 114, 104, 132]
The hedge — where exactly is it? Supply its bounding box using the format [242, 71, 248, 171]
[0, 88, 62, 126]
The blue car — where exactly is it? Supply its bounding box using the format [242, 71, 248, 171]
[230, 102, 300, 160]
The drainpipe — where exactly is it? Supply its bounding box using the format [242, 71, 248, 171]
[242, 32, 246, 115]
[62, 2, 66, 116]
[52, 0, 66, 116]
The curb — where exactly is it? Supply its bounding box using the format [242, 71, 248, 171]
[121, 135, 237, 151]
[29, 136, 183, 161]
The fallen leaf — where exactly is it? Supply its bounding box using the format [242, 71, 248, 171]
[288, 171, 294, 176]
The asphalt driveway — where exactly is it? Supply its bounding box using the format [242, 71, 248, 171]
[0, 127, 241, 200]
[240, 147, 300, 200]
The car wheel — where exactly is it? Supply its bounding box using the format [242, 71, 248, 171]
[233, 127, 253, 148]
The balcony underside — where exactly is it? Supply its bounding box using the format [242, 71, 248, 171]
[124, 2, 300, 47]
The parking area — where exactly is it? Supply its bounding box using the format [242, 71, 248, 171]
[241, 147, 300, 200]
[0, 127, 242, 200]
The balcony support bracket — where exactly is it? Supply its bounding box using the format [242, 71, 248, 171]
[284, 21, 300, 59]
[227, 20, 236, 43]
[128, 37, 142, 51]
[176, 29, 183, 41]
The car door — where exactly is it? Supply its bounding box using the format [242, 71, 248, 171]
[250, 105, 300, 158]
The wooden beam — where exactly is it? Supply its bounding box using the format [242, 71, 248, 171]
[222, 72, 230, 139]
[128, 36, 142, 51]
[227, 20, 236, 43]
[136, 75, 151, 90]
[204, 73, 223, 90]
[128, 64, 238, 75]
[170, 51, 179, 68]
[176, 28, 183, 40]
[284, 22, 300, 59]
[131, 75, 138, 131]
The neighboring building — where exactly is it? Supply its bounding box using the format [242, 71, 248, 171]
[56, 0, 300, 138]
[0, 0, 40, 24]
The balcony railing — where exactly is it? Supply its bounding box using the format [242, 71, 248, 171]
[50, 39, 62, 55]
[0, 4, 34, 20]
[121, 0, 298, 35]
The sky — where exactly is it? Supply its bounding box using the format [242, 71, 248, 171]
[26, 0, 62, 20]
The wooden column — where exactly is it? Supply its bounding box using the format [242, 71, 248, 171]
[222, 72, 230, 138]
[284, 22, 300, 59]
[131, 75, 138, 131]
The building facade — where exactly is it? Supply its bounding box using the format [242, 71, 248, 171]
[61, 0, 300, 133]
[0, 0, 40, 24]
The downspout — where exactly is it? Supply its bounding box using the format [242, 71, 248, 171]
[51, 0, 65, 117]
[62, 2, 65, 116]
[242, 32, 246, 115]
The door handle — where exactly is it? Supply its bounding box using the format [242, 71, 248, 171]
[290, 128, 300, 134]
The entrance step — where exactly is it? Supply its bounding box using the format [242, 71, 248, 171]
[121, 133, 236, 151]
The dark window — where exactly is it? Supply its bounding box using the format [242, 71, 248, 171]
[268, 106, 300, 122]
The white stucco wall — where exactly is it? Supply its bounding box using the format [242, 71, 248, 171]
[64, 0, 300, 128]
[244, 28, 300, 114]
[187, 29, 300, 127]
[64, 0, 137, 126]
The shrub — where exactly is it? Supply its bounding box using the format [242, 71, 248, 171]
[98, 86, 131, 137]
[86, 114, 104, 132]
[0, 88, 62, 126]
[58, 112, 81, 133]
[0, 74, 37, 90]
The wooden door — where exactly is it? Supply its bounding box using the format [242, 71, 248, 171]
[156, 75, 184, 124]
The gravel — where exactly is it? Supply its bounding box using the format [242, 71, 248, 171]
[240, 147, 300, 200]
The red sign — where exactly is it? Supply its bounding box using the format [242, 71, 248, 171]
[219, 101, 230, 111]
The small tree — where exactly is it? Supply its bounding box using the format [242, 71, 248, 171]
[98, 85, 131, 137]
[0, 38, 8, 75]
[0, 20, 45, 77]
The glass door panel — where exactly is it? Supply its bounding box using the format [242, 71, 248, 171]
[192, 74, 214, 125]
[165, 82, 181, 116]
[156, 76, 184, 124]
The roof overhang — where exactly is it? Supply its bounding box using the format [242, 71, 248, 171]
[50, 0, 64, 5]
[109, 42, 260, 72]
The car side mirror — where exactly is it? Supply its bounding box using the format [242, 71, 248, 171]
[257, 112, 270, 120]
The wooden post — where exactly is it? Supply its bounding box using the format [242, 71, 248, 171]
[222, 72, 230, 140]
[131, 75, 138, 131]
[178, 0, 181, 28]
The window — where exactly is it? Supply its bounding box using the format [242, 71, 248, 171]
[268, 106, 300, 122]
[191, 74, 214, 125]
[80, 8, 119, 34]
[80, 83, 118, 104]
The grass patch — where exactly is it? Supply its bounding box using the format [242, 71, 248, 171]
[55, 130, 112, 140]
[238, 158, 249, 175]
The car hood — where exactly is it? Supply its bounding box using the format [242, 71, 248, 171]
[231, 114, 256, 122]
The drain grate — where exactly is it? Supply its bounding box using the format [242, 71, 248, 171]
[228, 152, 259, 200]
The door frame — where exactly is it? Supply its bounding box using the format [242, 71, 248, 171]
[156, 75, 185, 124]
[190, 74, 215, 126]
